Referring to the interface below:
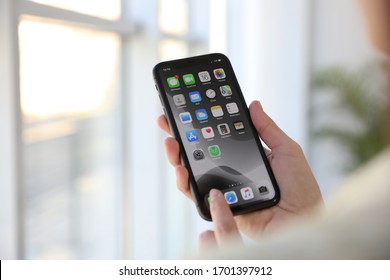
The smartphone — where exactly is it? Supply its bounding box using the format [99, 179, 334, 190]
[153, 53, 280, 221]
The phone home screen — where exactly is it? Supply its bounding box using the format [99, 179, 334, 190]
[156, 55, 278, 213]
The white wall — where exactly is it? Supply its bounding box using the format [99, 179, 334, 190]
[226, 0, 311, 150]
[309, 0, 377, 197]
[312, 0, 373, 68]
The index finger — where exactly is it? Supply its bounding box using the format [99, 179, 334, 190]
[209, 189, 242, 247]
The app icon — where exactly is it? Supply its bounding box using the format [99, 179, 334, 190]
[198, 71, 211, 82]
[240, 187, 254, 200]
[208, 145, 221, 157]
[258, 186, 269, 195]
[211, 105, 224, 117]
[224, 191, 238, 204]
[205, 89, 216, 99]
[226, 102, 239, 114]
[183, 74, 195, 85]
[167, 76, 180, 88]
[217, 123, 230, 135]
[219, 85, 232, 96]
[201, 126, 215, 139]
[213, 68, 226, 79]
[189, 91, 202, 103]
[233, 121, 245, 131]
[173, 94, 186, 106]
[193, 149, 205, 160]
[179, 112, 192, 124]
[195, 109, 208, 121]
[186, 130, 199, 142]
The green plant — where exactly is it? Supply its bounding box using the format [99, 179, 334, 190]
[311, 62, 389, 171]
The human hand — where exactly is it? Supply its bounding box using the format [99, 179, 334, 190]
[197, 188, 243, 251]
[157, 100, 324, 241]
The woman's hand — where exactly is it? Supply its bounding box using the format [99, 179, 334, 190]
[157, 100, 324, 242]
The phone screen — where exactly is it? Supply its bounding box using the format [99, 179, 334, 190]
[154, 54, 279, 219]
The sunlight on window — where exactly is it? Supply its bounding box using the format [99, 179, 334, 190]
[158, 0, 188, 36]
[19, 17, 122, 259]
[27, 0, 121, 20]
[159, 38, 188, 61]
[19, 17, 120, 122]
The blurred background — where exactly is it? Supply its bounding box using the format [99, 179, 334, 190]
[0, 0, 388, 259]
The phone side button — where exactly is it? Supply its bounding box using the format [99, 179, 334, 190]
[158, 95, 164, 106]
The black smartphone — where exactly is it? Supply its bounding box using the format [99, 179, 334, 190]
[153, 53, 280, 221]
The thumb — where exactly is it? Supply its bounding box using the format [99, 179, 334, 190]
[249, 100, 293, 150]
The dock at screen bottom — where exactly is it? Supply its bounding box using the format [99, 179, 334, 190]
[205, 184, 270, 207]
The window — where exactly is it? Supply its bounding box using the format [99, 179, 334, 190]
[14, 0, 124, 259]
[27, 0, 121, 20]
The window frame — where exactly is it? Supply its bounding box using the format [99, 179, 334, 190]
[3, 0, 135, 259]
